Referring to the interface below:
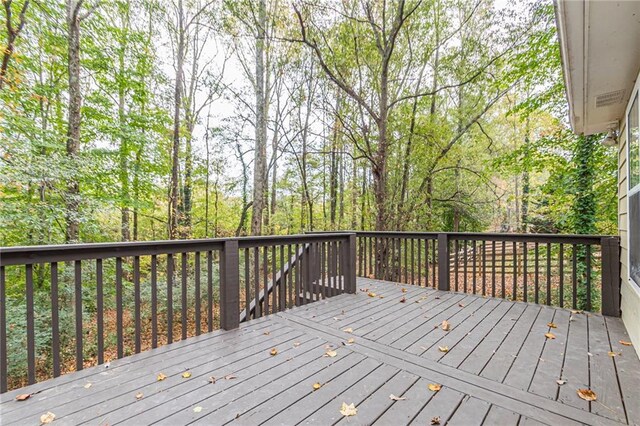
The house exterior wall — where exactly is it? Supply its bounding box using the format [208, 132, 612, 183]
[619, 95, 640, 358]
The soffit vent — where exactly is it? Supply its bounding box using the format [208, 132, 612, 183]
[595, 89, 625, 108]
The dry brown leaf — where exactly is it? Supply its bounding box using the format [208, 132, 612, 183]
[434, 296, 441, 299]
[224, 374, 237, 380]
[577, 388, 597, 401]
[208, 376, 216, 384]
[270, 348, 278, 356]
[15, 393, 31, 401]
[545, 333, 556, 339]
[431, 416, 441, 425]
[608, 351, 620, 357]
[263, 331, 271, 335]
[570, 310, 583, 314]
[193, 406, 203, 413]
[619, 340, 633, 346]
[556, 379, 566, 385]
[325, 350, 338, 357]
[458, 303, 465, 307]
[379, 295, 385, 299]
[182, 371, 192, 379]
[157, 373, 167, 381]
[438, 346, 449, 353]
[293, 342, 301, 347]
[400, 297, 406, 303]
[340, 402, 357, 417]
[441, 320, 451, 331]
[343, 327, 353, 333]
[347, 338, 355, 344]
[389, 394, 406, 401]
[40, 412, 56, 424]
[313, 382, 322, 390]
[135, 392, 143, 400]
[547, 322, 557, 328]
[83, 383, 92, 389]
[368, 292, 377, 297]
[428, 383, 442, 392]
[401, 288, 407, 293]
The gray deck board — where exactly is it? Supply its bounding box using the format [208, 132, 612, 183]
[1, 278, 638, 426]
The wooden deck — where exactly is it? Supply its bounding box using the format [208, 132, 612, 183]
[1, 278, 638, 426]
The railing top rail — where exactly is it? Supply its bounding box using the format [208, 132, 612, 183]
[0, 233, 355, 266]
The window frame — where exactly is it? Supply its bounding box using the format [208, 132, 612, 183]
[625, 84, 640, 290]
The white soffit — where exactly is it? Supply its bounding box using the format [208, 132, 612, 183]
[556, 0, 640, 135]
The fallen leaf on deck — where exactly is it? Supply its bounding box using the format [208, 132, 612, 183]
[545, 333, 556, 339]
[570, 310, 583, 314]
[263, 331, 270, 335]
[15, 393, 31, 401]
[135, 392, 143, 400]
[428, 383, 442, 392]
[194, 406, 203, 413]
[441, 320, 450, 331]
[379, 295, 385, 299]
[40, 412, 56, 424]
[458, 303, 465, 307]
[270, 348, 278, 356]
[435, 296, 441, 299]
[577, 388, 597, 401]
[556, 379, 566, 385]
[400, 297, 406, 303]
[608, 351, 621, 357]
[402, 288, 407, 293]
[182, 371, 192, 378]
[325, 350, 337, 357]
[224, 374, 237, 380]
[83, 383, 92, 389]
[431, 416, 441, 425]
[619, 340, 633, 346]
[389, 394, 406, 401]
[347, 338, 355, 344]
[157, 373, 167, 381]
[438, 346, 449, 353]
[547, 322, 557, 328]
[104, 362, 110, 368]
[293, 342, 301, 347]
[340, 402, 357, 417]
[313, 382, 322, 390]
[368, 292, 377, 297]
[343, 327, 353, 333]
[208, 376, 216, 384]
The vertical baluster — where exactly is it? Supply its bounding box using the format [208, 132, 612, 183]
[512, 242, 517, 301]
[358, 238, 362, 277]
[134, 256, 141, 353]
[586, 245, 592, 311]
[472, 241, 477, 294]
[272, 245, 277, 310]
[244, 248, 250, 320]
[410, 239, 415, 285]
[482, 241, 486, 296]
[491, 241, 496, 297]
[425, 239, 430, 287]
[392, 238, 397, 281]
[195, 252, 201, 335]
[294, 244, 301, 306]
[303, 243, 310, 305]
[254, 248, 261, 316]
[368, 237, 372, 277]
[151, 255, 158, 348]
[287, 245, 293, 307]
[546, 244, 552, 306]
[74, 260, 82, 371]
[534, 242, 539, 304]
[454, 240, 459, 292]
[501, 241, 506, 299]
[116, 257, 124, 356]
[26, 264, 36, 383]
[52, 262, 61, 375]
[327, 241, 333, 295]
[0, 266, 6, 392]
[280, 245, 286, 310]
[321, 242, 327, 298]
[463, 240, 468, 293]
[335, 240, 340, 294]
[166, 254, 174, 343]
[403, 238, 408, 284]
[431, 238, 436, 286]
[523, 242, 528, 303]
[263, 246, 269, 313]
[417, 238, 422, 286]
[374, 237, 379, 279]
[181, 253, 188, 340]
[559, 244, 564, 308]
[208, 251, 214, 330]
[572, 244, 577, 309]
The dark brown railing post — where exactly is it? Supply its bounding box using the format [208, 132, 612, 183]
[220, 239, 240, 330]
[437, 233, 450, 291]
[342, 233, 357, 294]
[601, 236, 621, 317]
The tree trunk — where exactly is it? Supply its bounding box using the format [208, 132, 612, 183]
[169, 0, 184, 240]
[0, 0, 29, 89]
[251, 0, 267, 235]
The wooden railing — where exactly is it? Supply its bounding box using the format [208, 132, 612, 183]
[0, 233, 356, 393]
[355, 232, 620, 317]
